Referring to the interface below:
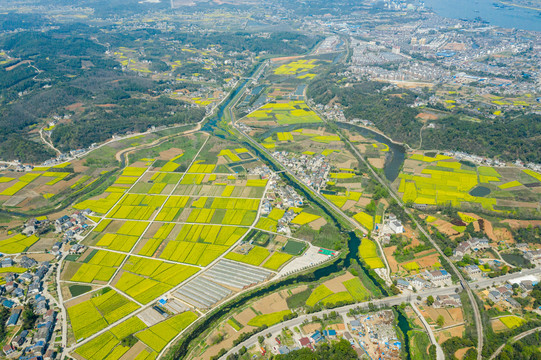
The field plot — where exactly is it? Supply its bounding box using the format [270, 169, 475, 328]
[69, 250, 125, 283]
[262, 252, 293, 270]
[399, 155, 541, 212]
[155, 196, 190, 221]
[130, 172, 181, 195]
[66, 288, 139, 341]
[274, 59, 318, 75]
[114, 257, 199, 304]
[225, 246, 270, 266]
[159, 225, 247, 266]
[305, 273, 369, 308]
[243, 101, 322, 126]
[108, 194, 167, 220]
[247, 310, 292, 327]
[135, 311, 198, 352]
[499, 315, 526, 329]
[94, 220, 149, 238]
[0, 234, 39, 253]
[74, 310, 196, 360]
[359, 238, 384, 269]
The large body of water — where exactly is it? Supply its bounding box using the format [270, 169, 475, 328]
[425, 0, 541, 32]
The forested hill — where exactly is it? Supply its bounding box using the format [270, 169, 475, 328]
[308, 78, 541, 163]
[0, 23, 321, 163]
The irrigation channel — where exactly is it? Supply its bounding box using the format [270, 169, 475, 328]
[171, 76, 397, 360]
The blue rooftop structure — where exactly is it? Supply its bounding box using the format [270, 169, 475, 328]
[2, 300, 14, 308]
[7, 309, 21, 326]
[311, 331, 324, 343]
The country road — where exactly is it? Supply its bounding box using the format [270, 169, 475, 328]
[489, 326, 541, 360]
[220, 269, 539, 359]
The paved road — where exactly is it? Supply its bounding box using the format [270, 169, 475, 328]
[220, 286, 460, 359]
[220, 270, 536, 359]
[489, 326, 541, 360]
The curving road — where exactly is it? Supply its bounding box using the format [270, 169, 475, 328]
[489, 326, 541, 360]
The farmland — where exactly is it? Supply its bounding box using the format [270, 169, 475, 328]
[243, 101, 322, 126]
[397, 153, 541, 213]
[66, 288, 140, 341]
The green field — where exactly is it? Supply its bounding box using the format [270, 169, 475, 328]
[359, 238, 384, 269]
[136, 312, 198, 352]
[247, 310, 292, 327]
[343, 278, 370, 301]
[282, 240, 306, 255]
[225, 246, 270, 266]
[67, 289, 139, 340]
[306, 284, 333, 307]
[262, 252, 293, 270]
[245, 101, 322, 125]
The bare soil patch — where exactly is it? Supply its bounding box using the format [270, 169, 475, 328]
[502, 219, 541, 229]
[253, 292, 289, 314]
[384, 246, 399, 272]
[322, 272, 354, 292]
[309, 217, 327, 231]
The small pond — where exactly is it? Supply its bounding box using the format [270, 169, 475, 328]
[469, 186, 491, 197]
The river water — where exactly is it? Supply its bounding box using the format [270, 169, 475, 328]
[336, 122, 406, 183]
[425, 0, 541, 32]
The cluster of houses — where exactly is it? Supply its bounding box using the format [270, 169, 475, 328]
[453, 237, 490, 259]
[487, 276, 539, 309]
[0, 256, 58, 360]
[396, 269, 452, 292]
[432, 294, 462, 308]
[271, 151, 330, 192]
[3, 308, 58, 359]
[53, 210, 92, 238]
[269, 328, 341, 355]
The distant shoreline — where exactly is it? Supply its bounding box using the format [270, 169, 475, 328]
[499, 1, 541, 11]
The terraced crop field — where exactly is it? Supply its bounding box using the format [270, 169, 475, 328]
[61, 135, 308, 359]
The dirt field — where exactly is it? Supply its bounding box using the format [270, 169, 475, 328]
[322, 272, 355, 292]
[253, 292, 289, 314]
[24, 253, 55, 262]
[384, 246, 399, 272]
[494, 227, 514, 244]
[197, 323, 256, 360]
[435, 324, 465, 344]
[309, 217, 327, 231]
[236, 308, 257, 326]
[158, 148, 183, 160]
[416, 112, 438, 121]
[368, 158, 384, 169]
[455, 347, 473, 360]
[419, 306, 464, 327]
[302, 322, 322, 334]
[491, 318, 508, 332]
[119, 342, 148, 360]
[433, 219, 461, 239]
[412, 252, 440, 270]
[502, 219, 541, 229]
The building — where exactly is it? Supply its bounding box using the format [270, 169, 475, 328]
[433, 294, 461, 308]
[389, 220, 404, 234]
